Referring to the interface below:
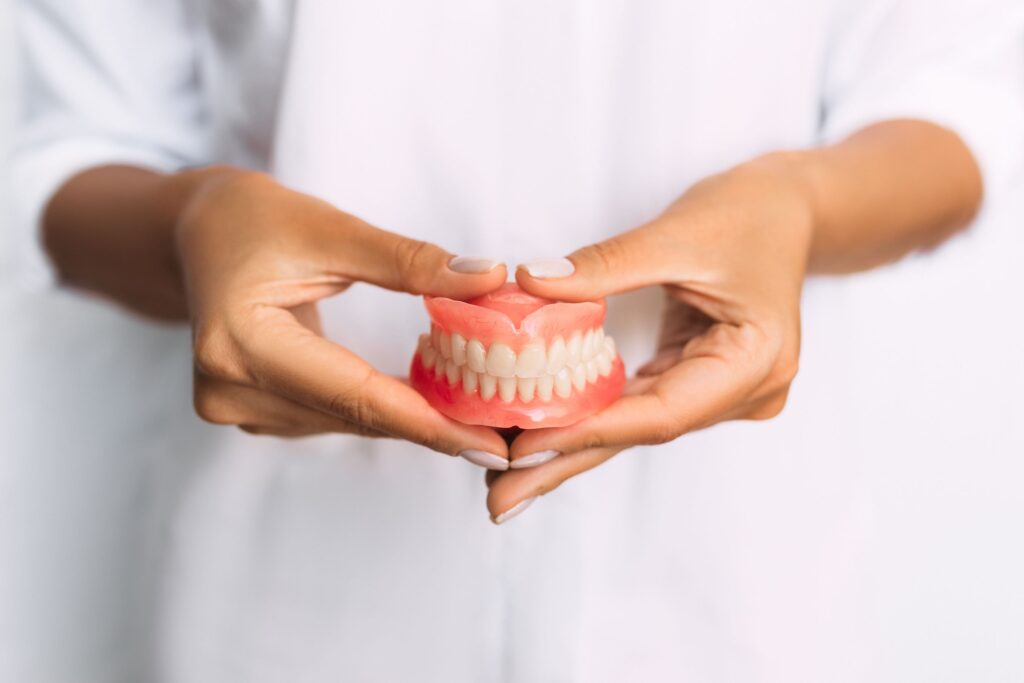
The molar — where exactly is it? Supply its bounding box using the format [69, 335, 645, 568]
[585, 359, 599, 383]
[445, 359, 460, 385]
[572, 364, 587, 391]
[486, 343, 517, 378]
[516, 344, 547, 378]
[596, 350, 613, 376]
[438, 330, 452, 359]
[582, 329, 595, 360]
[467, 339, 487, 373]
[422, 343, 438, 371]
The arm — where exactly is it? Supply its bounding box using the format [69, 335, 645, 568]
[484, 119, 983, 522]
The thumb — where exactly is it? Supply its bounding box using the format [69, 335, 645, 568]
[515, 223, 678, 301]
[342, 220, 508, 299]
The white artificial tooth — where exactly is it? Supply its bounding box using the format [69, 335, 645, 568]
[517, 377, 537, 403]
[594, 328, 605, 352]
[604, 336, 616, 357]
[582, 329, 595, 360]
[516, 344, 547, 378]
[480, 373, 497, 401]
[498, 376, 517, 403]
[546, 336, 567, 374]
[445, 359, 460, 385]
[555, 368, 573, 398]
[486, 343, 517, 378]
[422, 344, 438, 371]
[467, 339, 487, 373]
[450, 332, 467, 366]
[596, 350, 613, 377]
[417, 333, 430, 354]
[567, 332, 582, 367]
[462, 367, 478, 394]
[536, 374, 554, 402]
[586, 359, 599, 383]
[431, 326, 442, 353]
[439, 331, 452, 359]
[572, 364, 587, 391]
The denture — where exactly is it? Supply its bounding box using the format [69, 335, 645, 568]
[410, 283, 625, 428]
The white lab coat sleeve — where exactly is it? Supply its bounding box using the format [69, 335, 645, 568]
[9, 0, 210, 289]
[820, 0, 1024, 205]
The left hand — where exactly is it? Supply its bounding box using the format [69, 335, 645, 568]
[486, 157, 816, 523]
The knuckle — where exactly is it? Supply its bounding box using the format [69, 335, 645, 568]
[193, 324, 248, 383]
[394, 239, 439, 293]
[768, 350, 800, 392]
[193, 381, 237, 426]
[583, 238, 627, 275]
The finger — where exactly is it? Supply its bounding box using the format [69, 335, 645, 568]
[193, 375, 390, 438]
[486, 447, 621, 524]
[335, 218, 507, 299]
[509, 324, 769, 459]
[242, 307, 509, 458]
[515, 221, 685, 301]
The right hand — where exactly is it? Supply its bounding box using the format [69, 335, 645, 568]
[173, 168, 510, 459]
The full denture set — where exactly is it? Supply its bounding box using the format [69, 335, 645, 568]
[411, 284, 625, 428]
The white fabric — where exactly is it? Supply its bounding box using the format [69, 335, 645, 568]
[4, 0, 1024, 681]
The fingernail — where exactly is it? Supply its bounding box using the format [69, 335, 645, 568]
[510, 450, 560, 469]
[458, 449, 509, 471]
[449, 256, 503, 274]
[492, 497, 537, 525]
[519, 258, 575, 279]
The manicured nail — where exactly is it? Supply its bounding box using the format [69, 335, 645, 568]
[492, 497, 536, 525]
[510, 450, 560, 469]
[519, 258, 575, 279]
[449, 256, 503, 274]
[458, 449, 509, 470]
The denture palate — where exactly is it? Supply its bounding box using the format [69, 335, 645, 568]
[417, 326, 618, 404]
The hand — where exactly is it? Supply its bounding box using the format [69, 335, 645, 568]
[486, 157, 815, 522]
[174, 168, 510, 459]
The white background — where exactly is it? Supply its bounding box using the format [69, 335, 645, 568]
[1, 2, 1023, 681]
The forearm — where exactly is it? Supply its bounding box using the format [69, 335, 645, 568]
[42, 165, 234, 320]
[766, 120, 984, 274]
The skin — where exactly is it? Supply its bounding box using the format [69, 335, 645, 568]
[43, 119, 981, 522]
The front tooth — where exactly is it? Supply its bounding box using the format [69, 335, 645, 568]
[585, 359, 599, 383]
[462, 367, 478, 394]
[572, 364, 587, 391]
[582, 329, 595, 360]
[546, 336, 567, 374]
[498, 376, 517, 403]
[567, 332, 582, 367]
[480, 373, 497, 401]
[422, 344, 438, 371]
[536, 374, 554, 402]
[486, 343, 517, 378]
[438, 331, 452, 359]
[555, 368, 573, 398]
[445, 359, 460, 385]
[517, 377, 536, 403]
[516, 344, 547, 378]
[596, 350, 613, 376]
[467, 339, 487, 373]
[450, 332, 467, 366]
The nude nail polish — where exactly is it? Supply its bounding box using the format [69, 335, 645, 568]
[493, 497, 536, 525]
[449, 256, 503, 274]
[510, 450, 560, 469]
[519, 258, 575, 279]
[458, 449, 509, 470]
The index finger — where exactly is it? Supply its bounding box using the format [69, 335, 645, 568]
[244, 306, 509, 458]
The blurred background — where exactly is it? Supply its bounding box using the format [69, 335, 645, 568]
[2, 1, 1024, 681]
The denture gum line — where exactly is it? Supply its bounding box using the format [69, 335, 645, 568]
[417, 326, 618, 404]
